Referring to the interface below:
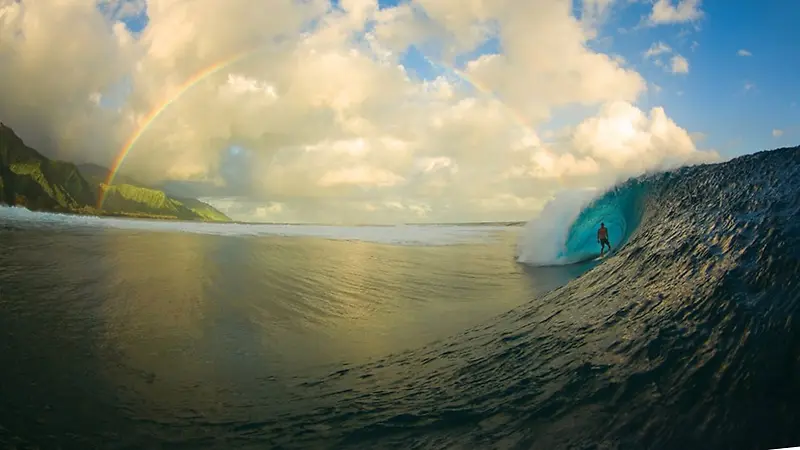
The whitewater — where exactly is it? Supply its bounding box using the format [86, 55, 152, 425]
[0, 145, 799, 449]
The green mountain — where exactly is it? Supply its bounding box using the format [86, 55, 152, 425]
[0, 122, 231, 222]
[173, 196, 231, 222]
[97, 183, 232, 221]
[77, 163, 230, 221]
[0, 123, 97, 213]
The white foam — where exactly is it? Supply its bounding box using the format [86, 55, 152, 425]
[516, 188, 598, 266]
[0, 206, 507, 246]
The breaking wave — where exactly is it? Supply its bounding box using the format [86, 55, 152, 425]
[263, 145, 800, 449]
[0, 205, 505, 246]
[2, 145, 800, 449]
[516, 179, 648, 266]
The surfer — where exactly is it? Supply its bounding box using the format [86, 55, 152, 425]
[597, 223, 611, 256]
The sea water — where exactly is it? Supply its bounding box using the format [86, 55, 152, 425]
[1, 145, 799, 449]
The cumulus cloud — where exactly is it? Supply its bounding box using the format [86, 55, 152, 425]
[570, 101, 716, 172]
[737, 49, 752, 57]
[644, 41, 672, 58]
[580, 0, 616, 32]
[649, 0, 704, 25]
[670, 54, 689, 74]
[643, 41, 689, 75]
[0, 0, 718, 223]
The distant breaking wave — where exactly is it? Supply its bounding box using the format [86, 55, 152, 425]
[0, 206, 505, 247]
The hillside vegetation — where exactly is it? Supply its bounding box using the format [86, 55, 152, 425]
[0, 122, 231, 222]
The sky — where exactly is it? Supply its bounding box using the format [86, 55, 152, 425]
[0, 0, 797, 224]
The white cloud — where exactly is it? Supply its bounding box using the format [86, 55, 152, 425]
[737, 49, 752, 57]
[670, 54, 689, 74]
[644, 41, 672, 58]
[570, 101, 716, 172]
[649, 0, 704, 25]
[772, 129, 783, 138]
[644, 42, 688, 75]
[318, 165, 405, 188]
[581, 0, 616, 31]
[0, 0, 719, 223]
[224, 74, 278, 98]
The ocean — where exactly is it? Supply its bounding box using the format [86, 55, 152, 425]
[1, 145, 799, 449]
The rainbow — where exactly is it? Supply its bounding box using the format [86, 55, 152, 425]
[97, 47, 540, 209]
[420, 54, 570, 186]
[419, 53, 536, 135]
[97, 48, 259, 209]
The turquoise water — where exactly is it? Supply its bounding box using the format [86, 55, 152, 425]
[560, 180, 648, 262]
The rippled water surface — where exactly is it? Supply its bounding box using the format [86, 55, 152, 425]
[0, 216, 592, 449]
[1, 146, 800, 450]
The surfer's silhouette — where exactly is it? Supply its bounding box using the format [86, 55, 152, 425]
[597, 223, 611, 256]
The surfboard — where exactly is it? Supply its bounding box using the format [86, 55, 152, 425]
[595, 250, 614, 260]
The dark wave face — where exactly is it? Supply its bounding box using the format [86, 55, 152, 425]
[267, 146, 800, 449]
[0, 146, 799, 450]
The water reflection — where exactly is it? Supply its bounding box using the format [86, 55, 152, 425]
[0, 226, 590, 447]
